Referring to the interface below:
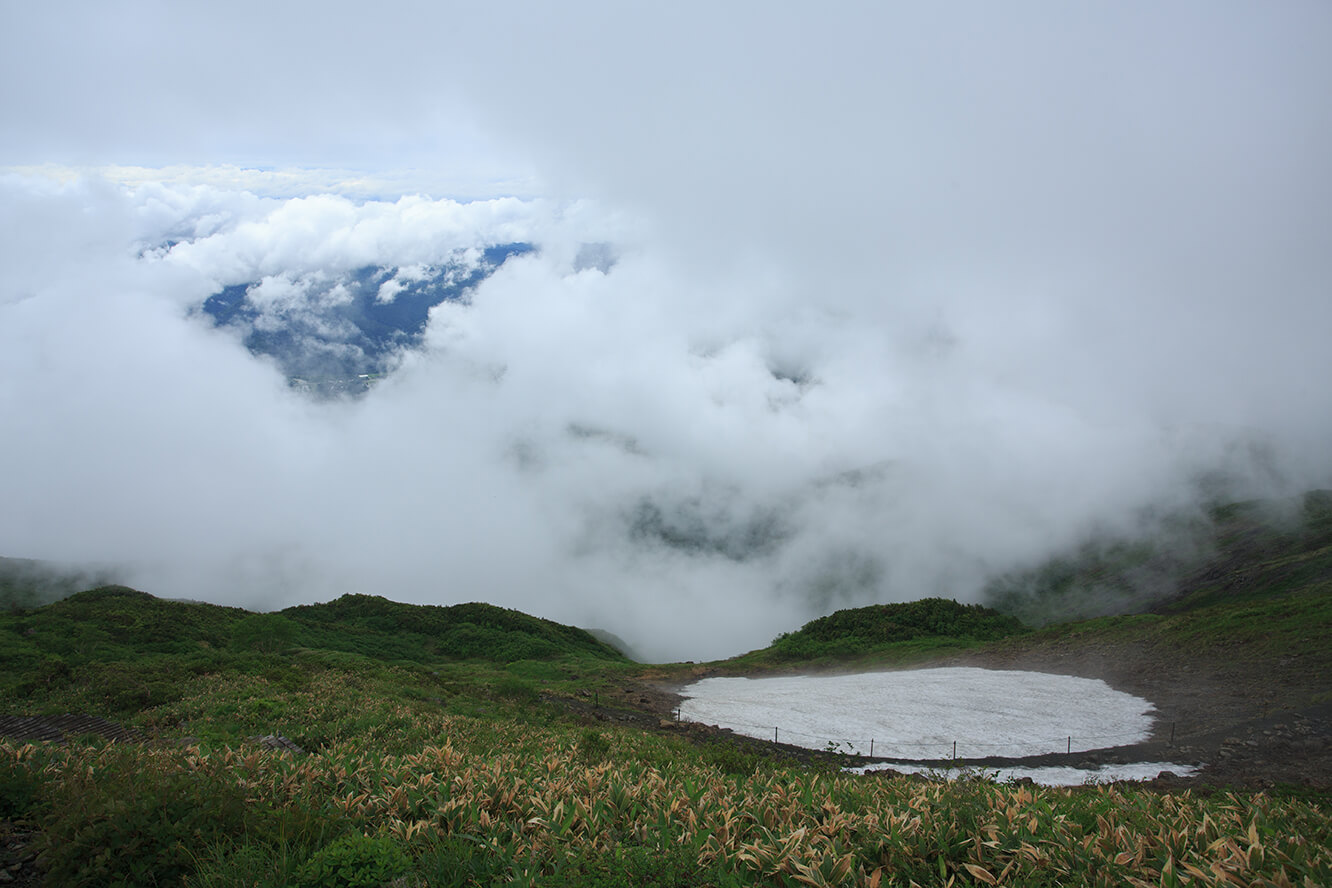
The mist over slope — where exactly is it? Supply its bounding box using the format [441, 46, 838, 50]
[0, 557, 123, 612]
[984, 489, 1332, 626]
[2, 4, 1331, 660]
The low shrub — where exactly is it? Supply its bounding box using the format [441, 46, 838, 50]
[38, 749, 251, 888]
[416, 834, 507, 887]
[577, 728, 611, 763]
[0, 751, 43, 819]
[542, 841, 747, 888]
[698, 741, 764, 776]
[492, 675, 539, 703]
[293, 834, 411, 888]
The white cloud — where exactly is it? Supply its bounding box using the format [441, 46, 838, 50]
[2, 168, 1329, 660]
[158, 192, 542, 286]
[1, 3, 1330, 659]
[0, 164, 540, 203]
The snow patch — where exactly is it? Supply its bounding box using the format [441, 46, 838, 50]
[846, 761, 1199, 786]
[678, 667, 1157, 758]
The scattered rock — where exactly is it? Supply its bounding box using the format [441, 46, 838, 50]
[251, 734, 305, 754]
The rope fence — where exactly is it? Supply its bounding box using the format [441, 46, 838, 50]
[674, 708, 1170, 760]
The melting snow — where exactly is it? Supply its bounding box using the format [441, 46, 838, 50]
[678, 667, 1198, 784]
[845, 761, 1198, 786]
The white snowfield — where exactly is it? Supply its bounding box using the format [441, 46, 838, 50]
[845, 761, 1198, 787]
[678, 667, 1199, 785]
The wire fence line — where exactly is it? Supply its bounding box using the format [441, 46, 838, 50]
[675, 709, 1163, 759]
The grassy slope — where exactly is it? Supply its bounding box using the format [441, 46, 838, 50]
[982, 489, 1332, 625]
[2, 493, 1331, 886]
[1158, 489, 1332, 613]
[725, 598, 1028, 672]
[1016, 583, 1332, 666]
[281, 594, 625, 663]
[962, 490, 1332, 694]
[723, 577, 1332, 684]
[0, 586, 629, 736]
[710, 587, 1331, 704]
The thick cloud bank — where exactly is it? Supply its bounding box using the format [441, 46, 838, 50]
[1, 172, 1327, 660]
[2, 4, 1330, 659]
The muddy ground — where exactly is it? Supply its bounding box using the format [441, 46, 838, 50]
[942, 636, 1332, 790]
[568, 637, 1332, 792]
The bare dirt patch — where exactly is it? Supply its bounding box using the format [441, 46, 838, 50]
[938, 637, 1332, 790]
[569, 641, 1331, 791]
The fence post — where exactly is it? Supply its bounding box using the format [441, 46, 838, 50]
[1170, 722, 1176, 745]
[952, 740, 956, 761]
[870, 738, 874, 758]
[1067, 736, 1071, 754]
[774, 727, 778, 744]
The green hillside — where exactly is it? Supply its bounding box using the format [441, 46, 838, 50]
[735, 597, 1026, 667]
[1157, 489, 1332, 612]
[281, 594, 625, 663]
[0, 586, 627, 724]
[983, 489, 1332, 625]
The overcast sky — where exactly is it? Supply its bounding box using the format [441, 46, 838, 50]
[2, 3, 1330, 659]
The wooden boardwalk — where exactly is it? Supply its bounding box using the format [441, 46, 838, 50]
[0, 714, 145, 744]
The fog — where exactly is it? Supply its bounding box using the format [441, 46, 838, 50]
[1, 3, 1330, 660]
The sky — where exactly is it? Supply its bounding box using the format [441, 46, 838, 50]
[2, 3, 1330, 660]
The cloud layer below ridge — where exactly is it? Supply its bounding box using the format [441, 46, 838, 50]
[1, 3, 1330, 658]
